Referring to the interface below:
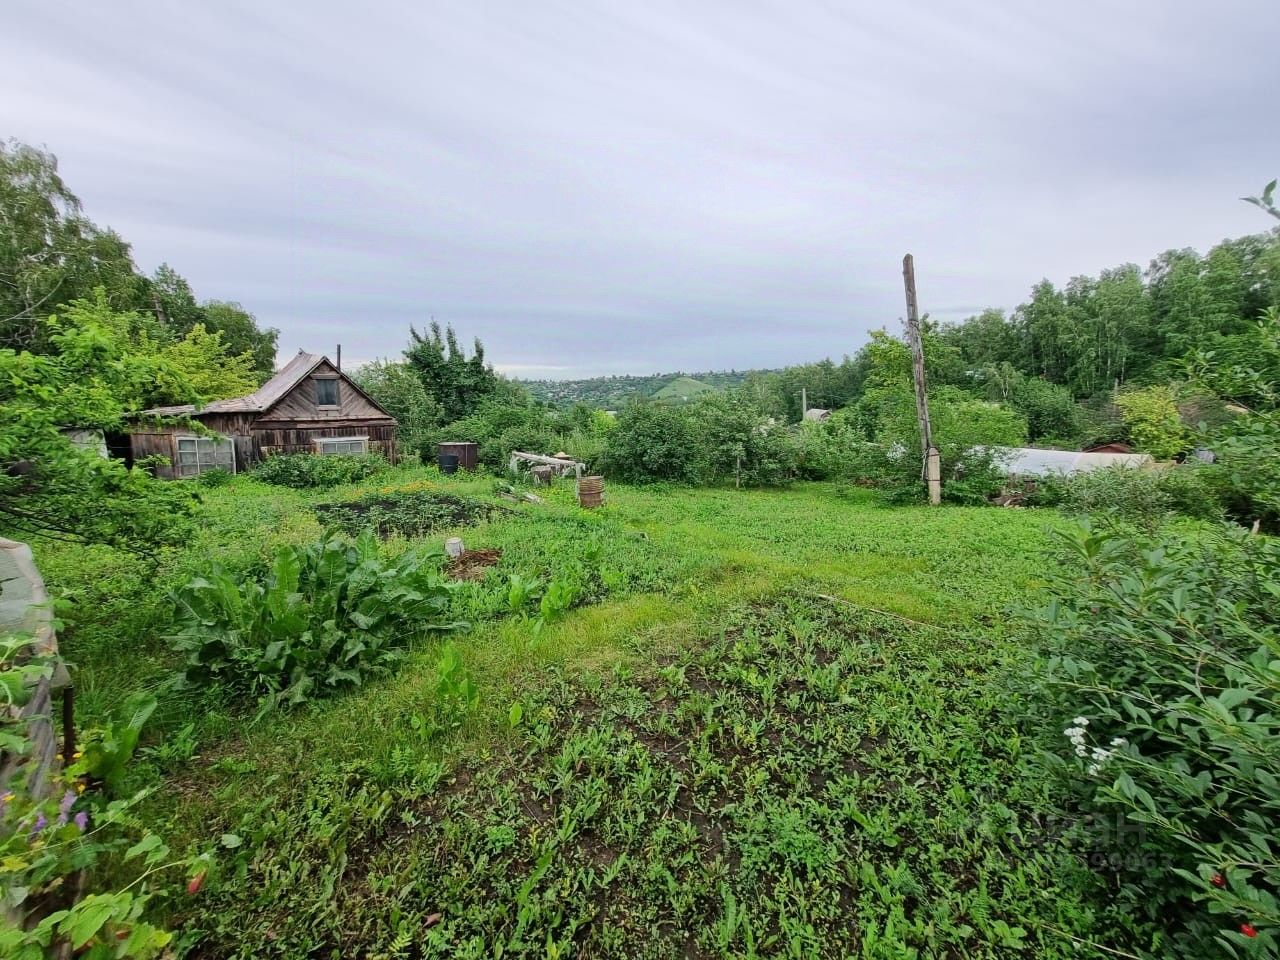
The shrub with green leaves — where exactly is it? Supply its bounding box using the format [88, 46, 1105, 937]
[1025, 521, 1280, 957]
[170, 534, 461, 713]
[849, 384, 1026, 504]
[1031, 464, 1226, 525]
[250, 452, 388, 489]
[1116, 384, 1189, 459]
[2, 637, 201, 959]
[600, 402, 703, 484]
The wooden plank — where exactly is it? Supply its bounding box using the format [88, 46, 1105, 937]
[902, 254, 941, 506]
[260, 359, 390, 422]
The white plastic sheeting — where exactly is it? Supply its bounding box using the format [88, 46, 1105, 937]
[986, 446, 1155, 477]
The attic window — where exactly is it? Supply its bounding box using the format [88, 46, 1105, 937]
[314, 376, 340, 407]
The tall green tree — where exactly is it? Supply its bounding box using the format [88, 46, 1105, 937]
[199, 300, 278, 380]
[404, 321, 498, 422]
[1014, 280, 1070, 384]
[350, 359, 443, 458]
[0, 293, 207, 549]
[0, 141, 148, 349]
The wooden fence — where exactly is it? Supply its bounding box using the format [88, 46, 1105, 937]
[0, 538, 69, 802]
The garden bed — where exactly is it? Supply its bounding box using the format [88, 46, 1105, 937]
[315, 490, 510, 539]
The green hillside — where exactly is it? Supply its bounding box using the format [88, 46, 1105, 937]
[652, 376, 718, 402]
[519, 369, 762, 407]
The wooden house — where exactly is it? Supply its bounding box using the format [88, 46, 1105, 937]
[129, 351, 397, 478]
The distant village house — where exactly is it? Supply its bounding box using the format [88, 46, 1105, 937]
[128, 351, 397, 478]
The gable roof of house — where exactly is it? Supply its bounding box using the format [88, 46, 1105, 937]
[140, 351, 393, 420]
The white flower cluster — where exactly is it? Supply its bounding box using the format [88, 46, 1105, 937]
[1063, 716, 1127, 777]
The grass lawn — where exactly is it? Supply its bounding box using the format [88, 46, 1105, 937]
[34, 469, 1136, 958]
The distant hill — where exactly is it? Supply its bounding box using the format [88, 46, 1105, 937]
[520, 368, 772, 408]
[652, 376, 718, 402]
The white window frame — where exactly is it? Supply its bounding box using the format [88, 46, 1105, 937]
[174, 435, 235, 477]
[314, 436, 369, 456]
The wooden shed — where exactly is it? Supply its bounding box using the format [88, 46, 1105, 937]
[129, 351, 397, 478]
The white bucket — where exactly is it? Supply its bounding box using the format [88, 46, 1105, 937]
[445, 537, 465, 558]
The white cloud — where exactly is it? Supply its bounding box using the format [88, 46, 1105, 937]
[2, 0, 1275, 377]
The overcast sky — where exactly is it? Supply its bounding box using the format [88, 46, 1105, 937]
[4, 2, 1277, 378]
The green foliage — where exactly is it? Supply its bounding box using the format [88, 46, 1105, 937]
[0, 141, 147, 350]
[938, 229, 1280, 398]
[795, 409, 873, 480]
[692, 392, 799, 485]
[1243, 178, 1279, 221]
[1031, 465, 1225, 526]
[151, 322, 260, 405]
[0, 291, 284, 549]
[169, 533, 461, 712]
[1, 639, 195, 959]
[195, 467, 233, 489]
[851, 383, 1026, 504]
[315, 488, 506, 539]
[601, 394, 801, 486]
[1025, 522, 1280, 958]
[600, 402, 702, 484]
[427, 642, 479, 736]
[349, 360, 443, 459]
[405, 321, 499, 423]
[976, 365, 1083, 444]
[79, 692, 157, 797]
[1115, 384, 1189, 458]
[0, 142, 276, 373]
[250, 452, 388, 489]
[1187, 307, 1280, 529]
[434, 396, 558, 468]
[196, 300, 278, 382]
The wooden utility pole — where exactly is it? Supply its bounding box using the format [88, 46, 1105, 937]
[902, 254, 941, 505]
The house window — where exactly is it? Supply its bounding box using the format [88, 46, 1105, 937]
[314, 376, 340, 407]
[175, 436, 234, 477]
[315, 436, 368, 456]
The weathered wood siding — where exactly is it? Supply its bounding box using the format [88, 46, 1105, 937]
[260, 359, 388, 422]
[251, 422, 398, 463]
[128, 429, 179, 478]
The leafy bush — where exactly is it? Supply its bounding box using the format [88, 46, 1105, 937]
[170, 534, 460, 713]
[1025, 522, 1280, 957]
[1116, 385, 1189, 459]
[1, 636, 201, 959]
[601, 402, 703, 484]
[1031, 465, 1226, 525]
[432, 398, 557, 468]
[251, 452, 388, 489]
[349, 360, 443, 459]
[693, 392, 799, 486]
[196, 467, 233, 488]
[850, 384, 1026, 504]
[1009, 375, 1083, 445]
[796, 410, 869, 480]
